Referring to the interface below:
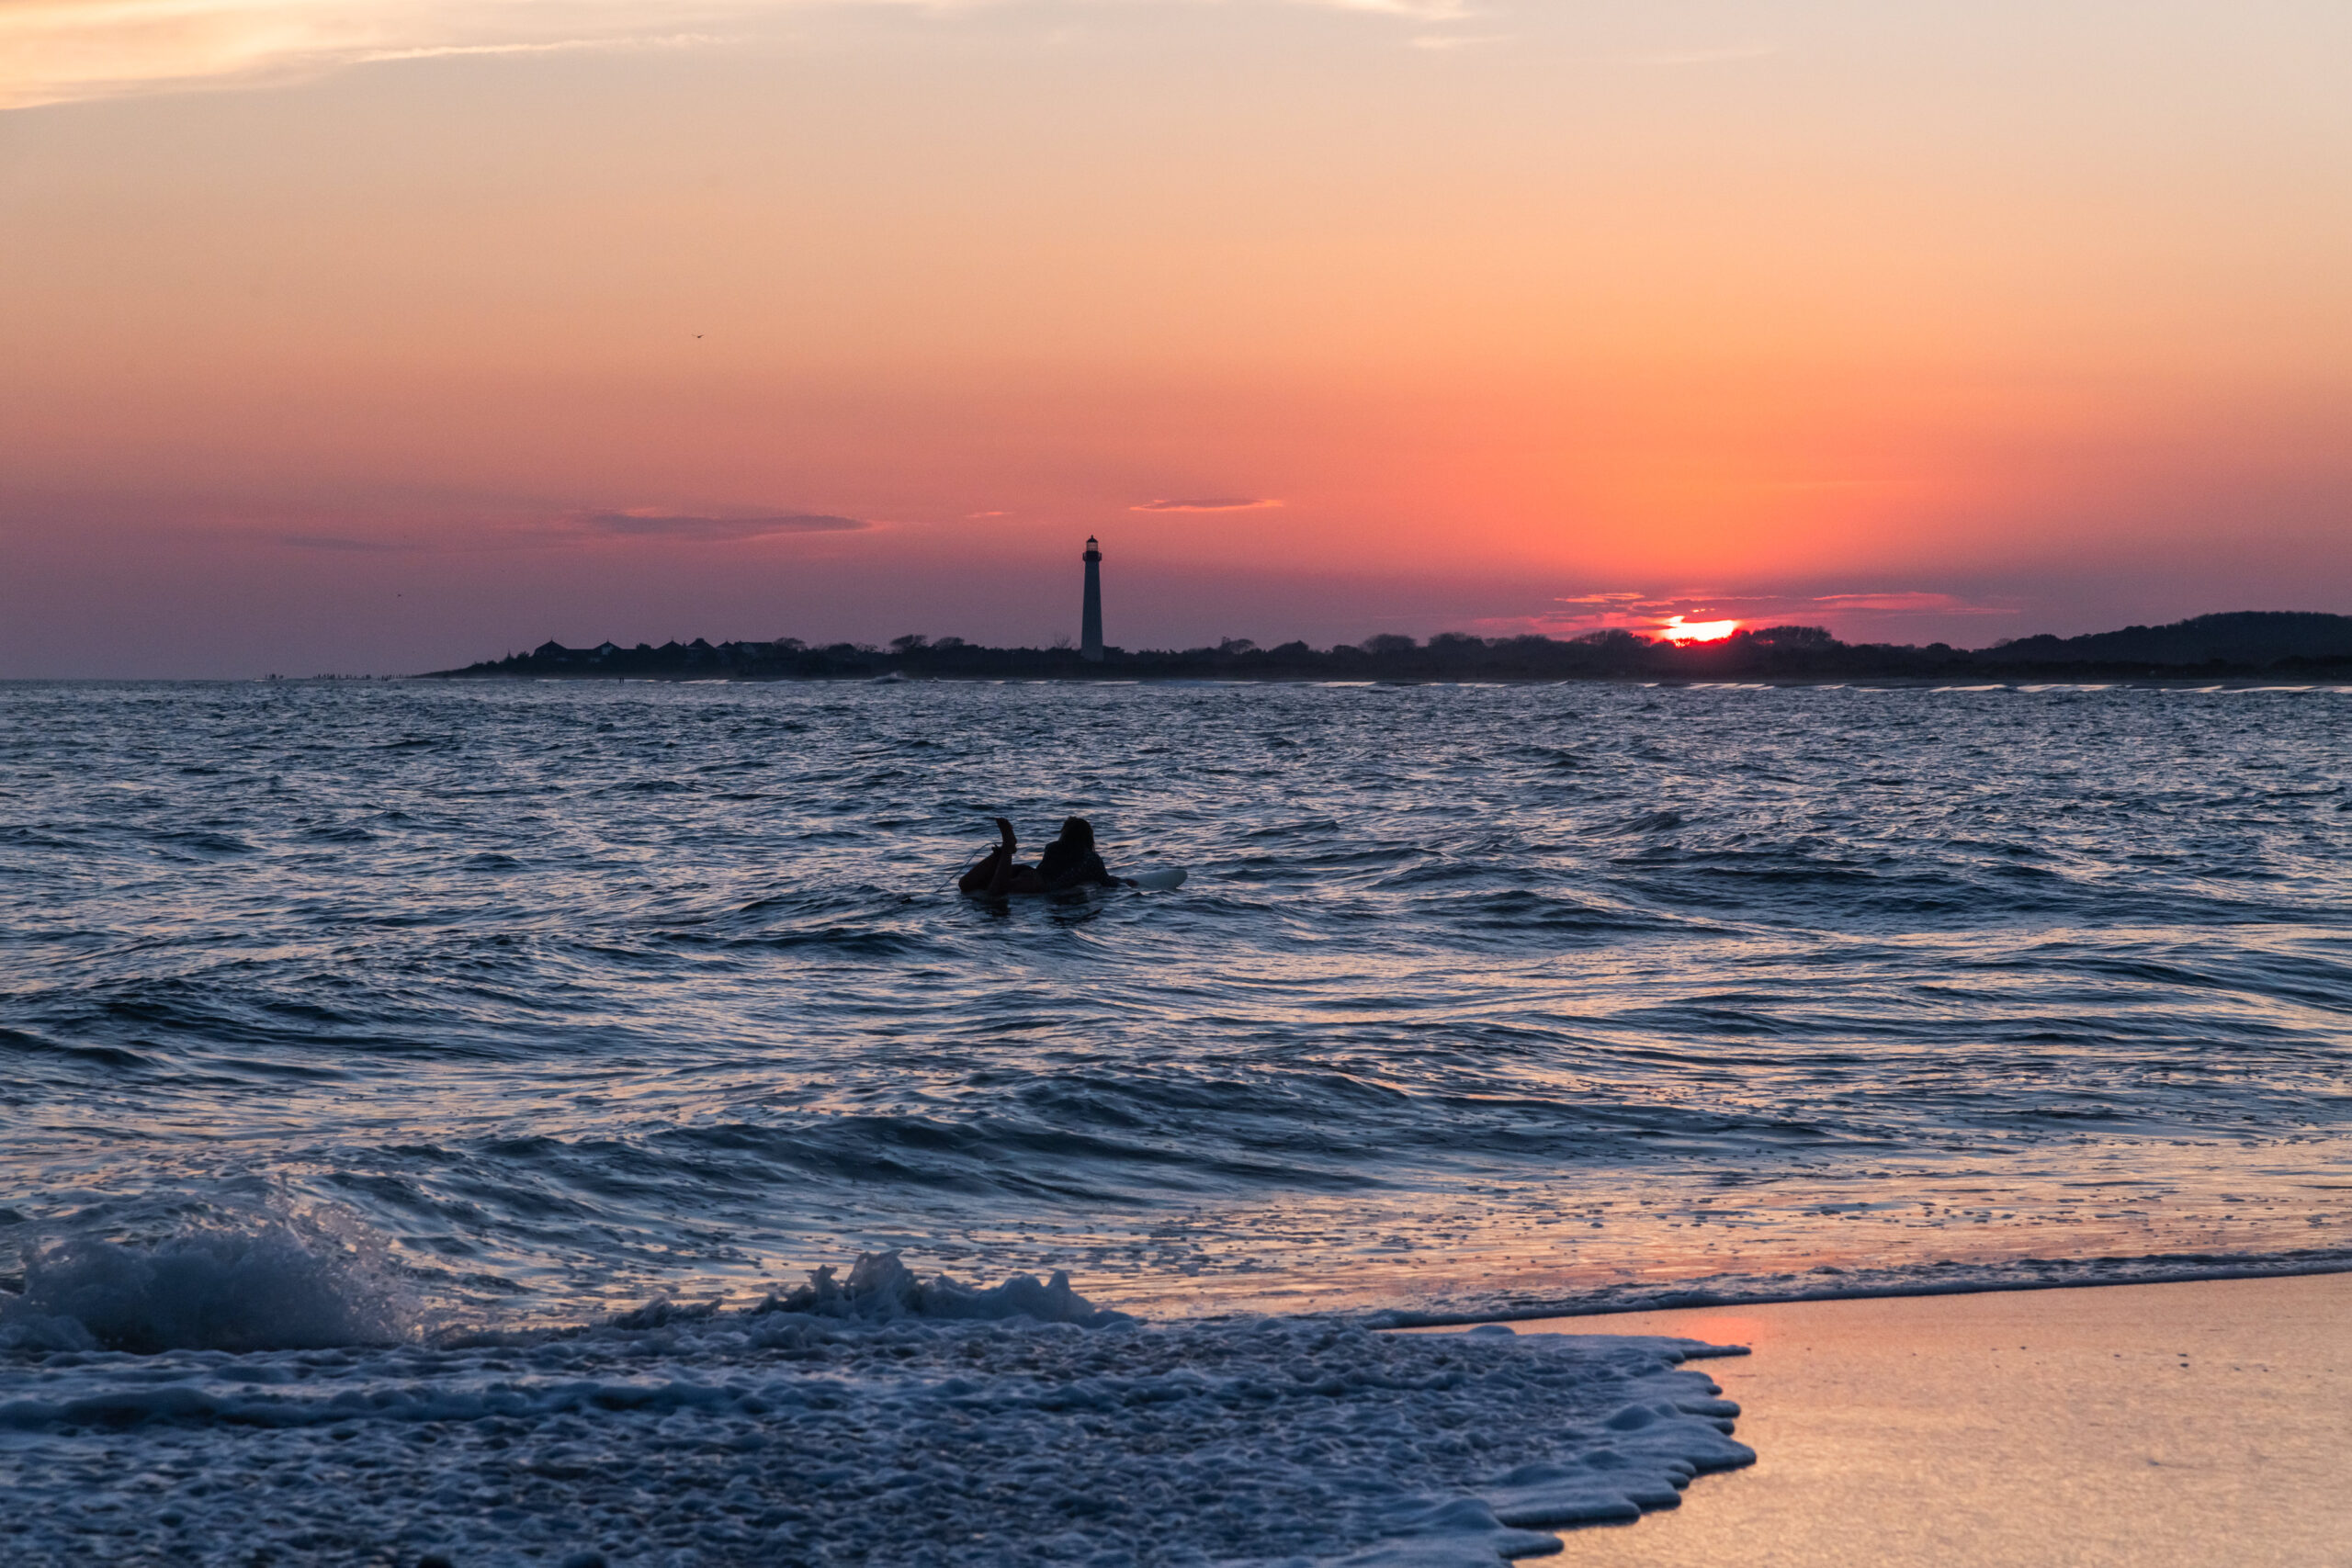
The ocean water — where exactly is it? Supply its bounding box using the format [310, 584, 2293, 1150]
[4, 678, 2348, 1564]
[0, 1258, 1755, 1565]
[3, 679, 2348, 1331]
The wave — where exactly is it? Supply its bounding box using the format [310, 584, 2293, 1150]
[1363, 1245, 2352, 1326]
[0, 1246, 1750, 1567]
[0, 1205, 413, 1354]
[4, 680, 2347, 1338]
[617, 1251, 1124, 1329]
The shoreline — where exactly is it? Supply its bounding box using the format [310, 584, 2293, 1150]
[1482, 1271, 2351, 1567]
[413, 671, 2352, 688]
[1358, 1251, 2352, 1330]
[396, 1247, 2352, 1346]
[13, 672, 2352, 691]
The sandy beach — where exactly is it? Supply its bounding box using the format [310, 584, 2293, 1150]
[1471, 1272, 2351, 1568]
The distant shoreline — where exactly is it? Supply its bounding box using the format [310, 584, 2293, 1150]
[412, 670, 2352, 687]
[419, 610, 2352, 684]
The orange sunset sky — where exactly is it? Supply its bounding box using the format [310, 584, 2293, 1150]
[3, 1, 2349, 675]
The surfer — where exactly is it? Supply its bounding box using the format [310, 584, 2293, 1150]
[959, 816, 1120, 896]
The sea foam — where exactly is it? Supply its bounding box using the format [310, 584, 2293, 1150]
[0, 1206, 413, 1355]
[0, 1252, 1750, 1566]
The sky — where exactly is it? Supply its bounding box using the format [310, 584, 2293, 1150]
[2, 1, 2348, 676]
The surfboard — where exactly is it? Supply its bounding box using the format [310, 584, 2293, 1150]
[1128, 866, 1188, 891]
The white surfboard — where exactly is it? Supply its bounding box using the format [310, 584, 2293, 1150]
[1128, 866, 1188, 891]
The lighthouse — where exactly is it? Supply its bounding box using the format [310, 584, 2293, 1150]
[1080, 536, 1104, 661]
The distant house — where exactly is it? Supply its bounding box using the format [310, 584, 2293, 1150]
[533, 640, 571, 661]
[594, 641, 620, 660]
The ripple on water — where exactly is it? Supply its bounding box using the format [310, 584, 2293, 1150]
[0, 678, 2346, 1324]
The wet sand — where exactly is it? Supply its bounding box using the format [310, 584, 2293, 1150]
[1486, 1272, 2350, 1567]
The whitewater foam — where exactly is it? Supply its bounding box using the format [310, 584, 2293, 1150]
[0, 1253, 1748, 1566]
[0, 1206, 413, 1355]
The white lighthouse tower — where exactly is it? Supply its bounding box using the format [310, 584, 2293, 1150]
[1080, 536, 1104, 661]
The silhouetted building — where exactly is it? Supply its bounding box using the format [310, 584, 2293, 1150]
[1080, 536, 1104, 661]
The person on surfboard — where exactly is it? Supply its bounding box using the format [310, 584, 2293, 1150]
[959, 817, 1120, 896]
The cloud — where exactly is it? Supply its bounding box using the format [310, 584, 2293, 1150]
[578, 509, 871, 540]
[1810, 591, 2016, 615]
[1526, 592, 1734, 638]
[0, 2, 761, 111]
[1316, 0, 1471, 17]
[1474, 586, 2038, 646]
[359, 31, 727, 65]
[1, 0, 1479, 111]
[1530, 587, 2022, 644]
[1557, 588, 2017, 621]
[1131, 497, 1283, 513]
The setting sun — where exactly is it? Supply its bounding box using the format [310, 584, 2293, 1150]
[1658, 616, 1741, 643]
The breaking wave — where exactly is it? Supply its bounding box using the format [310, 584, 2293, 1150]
[0, 1206, 413, 1354]
[0, 1245, 1750, 1566]
[615, 1249, 1125, 1330]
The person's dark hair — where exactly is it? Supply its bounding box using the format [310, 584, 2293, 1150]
[1058, 817, 1095, 850]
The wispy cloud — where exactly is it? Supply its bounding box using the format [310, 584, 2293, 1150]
[2, 0, 1477, 111]
[1506, 585, 2018, 642]
[1317, 0, 1472, 18]
[0, 2, 763, 110]
[360, 31, 727, 65]
[1810, 591, 2016, 615]
[1530, 592, 1736, 639]
[578, 508, 871, 540]
[1131, 496, 1283, 513]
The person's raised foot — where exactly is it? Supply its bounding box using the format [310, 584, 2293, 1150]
[994, 816, 1016, 848]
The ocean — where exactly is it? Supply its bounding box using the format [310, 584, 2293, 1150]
[3, 678, 2347, 1564]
